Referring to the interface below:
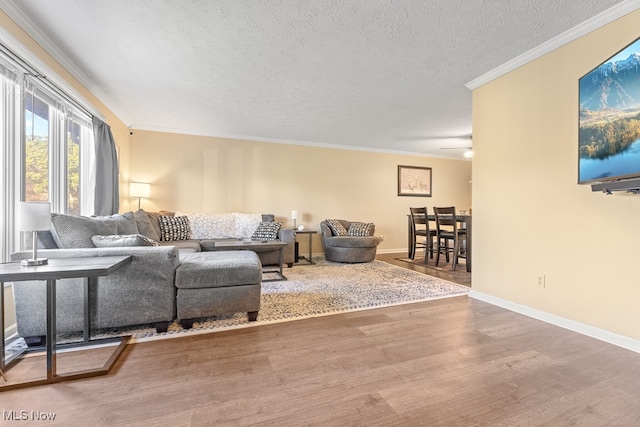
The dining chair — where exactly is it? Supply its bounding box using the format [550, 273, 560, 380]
[433, 206, 467, 271]
[409, 207, 436, 262]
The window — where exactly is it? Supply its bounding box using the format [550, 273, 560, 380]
[22, 79, 94, 217]
[23, 90, 50, 202]
[0, 52, 96, 262]
[67, 118, 81, 214]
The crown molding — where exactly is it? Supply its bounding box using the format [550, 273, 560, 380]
[129, 124, 471, 160]
[466, 0, 640, 90]
[0, 0, 128, 123]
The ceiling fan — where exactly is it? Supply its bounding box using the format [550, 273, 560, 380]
[438, 135, 473, 158]
[440, 146, 473, 157]
[395, 134, 473, 157]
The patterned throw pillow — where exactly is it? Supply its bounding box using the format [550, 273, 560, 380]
[325, 219, 348, 236]
[251, 221, 282, 240]
[158, 215, 191, 241]
[348, 222, 374, 236]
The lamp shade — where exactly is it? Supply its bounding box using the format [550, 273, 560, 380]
[290, 210, 298, 220]
[130, 182, 151, 198]
[18, 202, 51, 231]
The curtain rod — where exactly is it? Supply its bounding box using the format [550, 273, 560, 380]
[0, 41, 94, 119]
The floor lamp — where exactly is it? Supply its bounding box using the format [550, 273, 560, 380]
[130, 182, 151, 210]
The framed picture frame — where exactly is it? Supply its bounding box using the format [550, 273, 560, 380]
[397, 165, 432, 197]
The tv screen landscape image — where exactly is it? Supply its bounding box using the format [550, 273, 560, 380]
[579, 36, 640, 184]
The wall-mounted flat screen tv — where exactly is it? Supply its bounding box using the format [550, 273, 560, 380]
[579, 36, 640, 184]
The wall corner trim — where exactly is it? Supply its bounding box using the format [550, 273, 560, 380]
[468, 290, 640, 354]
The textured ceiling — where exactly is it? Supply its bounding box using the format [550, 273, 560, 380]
[0, 0, 631, 158]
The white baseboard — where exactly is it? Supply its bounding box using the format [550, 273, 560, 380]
[376, 248, 407, 255]
[469, 290, 640, 354]
[311, 249, 407, 256]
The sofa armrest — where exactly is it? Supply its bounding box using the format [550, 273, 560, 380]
[11, 246, 180, 264]
[278, 227, 295, 243]
[320, 222, 332, 239]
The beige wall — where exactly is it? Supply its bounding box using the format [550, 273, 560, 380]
[129, 130, 472, 254]
[472, 10, 640, 340]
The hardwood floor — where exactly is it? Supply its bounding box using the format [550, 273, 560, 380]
[1, 255, 639, 426]
[377, 251, 471, 287]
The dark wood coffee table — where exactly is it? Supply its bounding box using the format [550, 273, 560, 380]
[212, 240, 288, 281]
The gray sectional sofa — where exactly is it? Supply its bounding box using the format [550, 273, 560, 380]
[10, 210, 294, 345]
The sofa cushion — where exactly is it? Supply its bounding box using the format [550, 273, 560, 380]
[234, 213, 263, 238]
[325, 219, 348, 236]
[347, 222, 374, 236]
[158, 215, 191, 241]
[177, 212, 263, 239]
[51, 213, 119, 248]
[101, 211, 139, 234]
[157, 240, 202, 253]
[144, 211, 163, 240]
[251, 221, 282, 240]
[36, 230, 59, 249]
[176, 251, 262, 289]
[91, 234, 159, 248]
[134, 209, 160, 241]
[179, 212, 235, 239]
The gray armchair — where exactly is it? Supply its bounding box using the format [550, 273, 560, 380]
[320, 219, 381, 263]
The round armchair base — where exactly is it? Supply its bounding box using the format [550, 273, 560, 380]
[325, 246, 377, 263]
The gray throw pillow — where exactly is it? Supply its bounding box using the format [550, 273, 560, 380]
[91, 234, 159, 248]
[51, 213, 118, 248]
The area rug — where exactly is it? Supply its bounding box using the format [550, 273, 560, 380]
[5, 258, 469, 354]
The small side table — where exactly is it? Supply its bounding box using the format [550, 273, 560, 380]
[294, 230, 317, 265]
[0, 255, 132, 391]
[211, 240, 288, 281]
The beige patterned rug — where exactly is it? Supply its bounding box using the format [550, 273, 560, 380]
[6, 258, 469, 354]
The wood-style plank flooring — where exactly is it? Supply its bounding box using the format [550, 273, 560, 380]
[377, 252, 471, 287]
[1, 253, 639, 426]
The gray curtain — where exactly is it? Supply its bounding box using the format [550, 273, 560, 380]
[92, 117, 119, 215]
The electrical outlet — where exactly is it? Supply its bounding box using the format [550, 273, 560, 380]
[537, 275, 546, 288]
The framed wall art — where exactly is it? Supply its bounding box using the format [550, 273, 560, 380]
[397, 165, 432, 197]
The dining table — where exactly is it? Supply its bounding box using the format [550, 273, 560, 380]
[407, 213, 472, 272]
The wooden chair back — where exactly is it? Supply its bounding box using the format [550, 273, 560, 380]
[433, 206, 457, 235]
